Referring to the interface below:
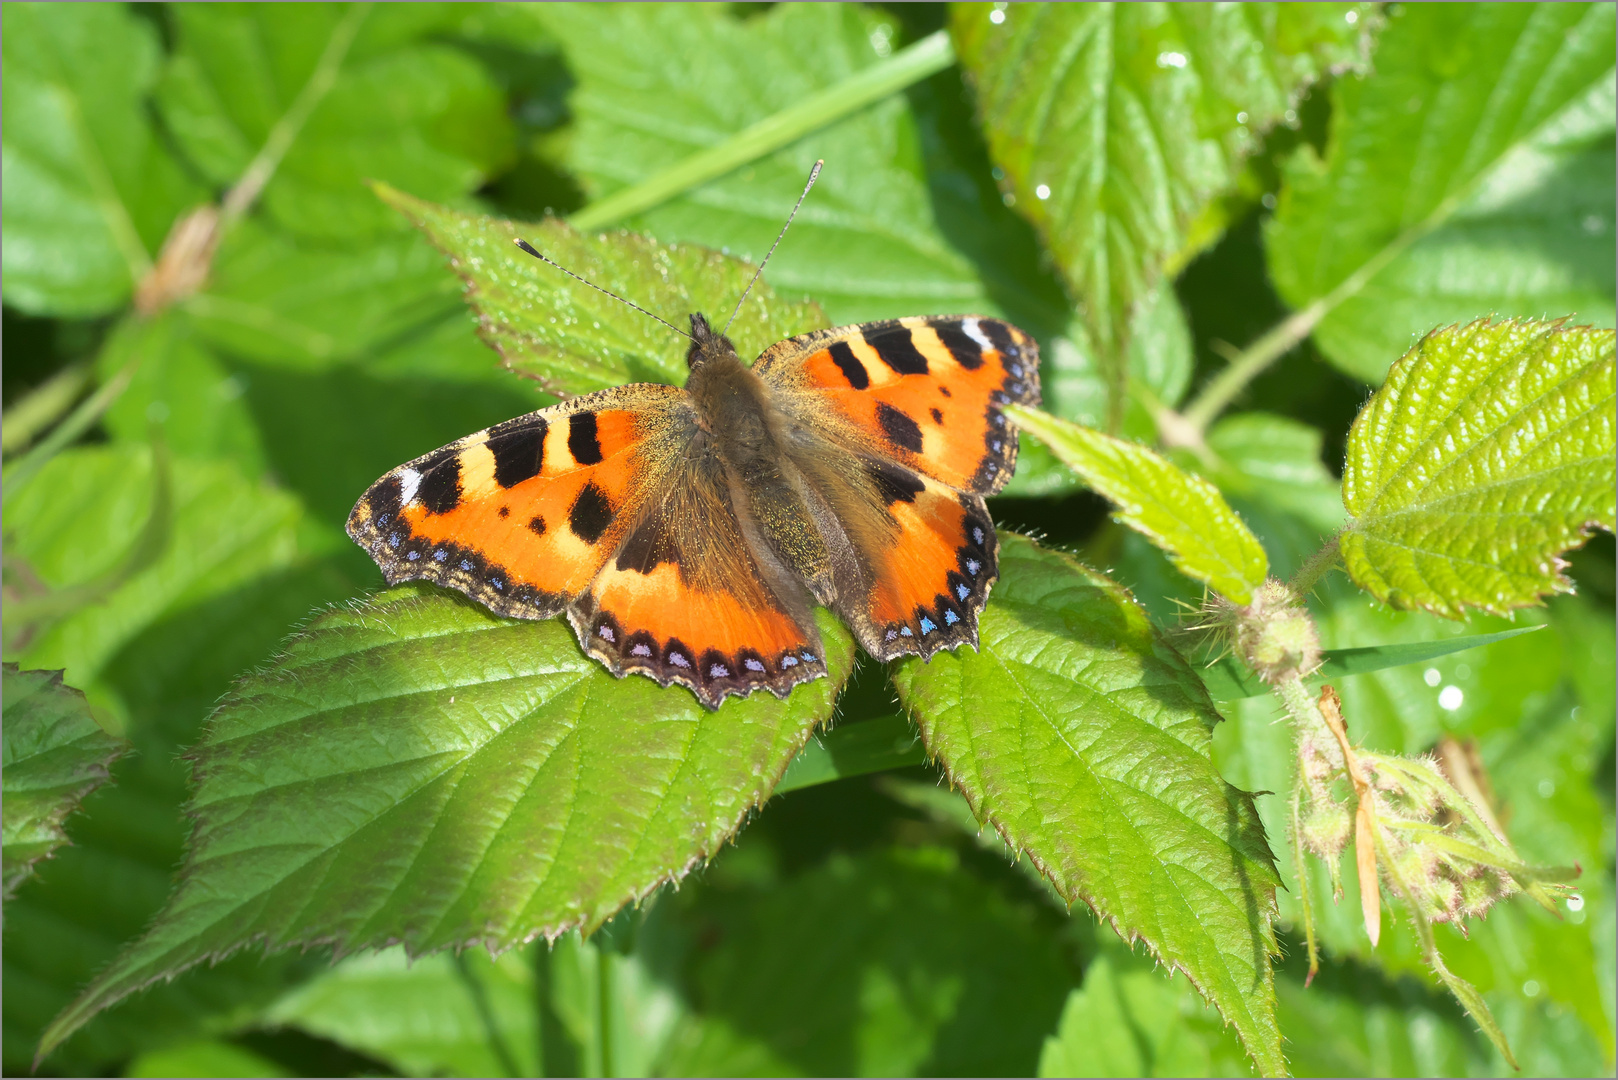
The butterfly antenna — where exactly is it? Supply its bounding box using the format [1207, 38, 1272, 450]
[723, 159, 822, 335]
[512, 238, 694, 340]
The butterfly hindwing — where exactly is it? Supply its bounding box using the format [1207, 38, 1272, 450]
[754, 315, 1040, 496]
[568, 450, 827, 708]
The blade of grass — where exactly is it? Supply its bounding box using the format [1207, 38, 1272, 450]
[568, 30, 954, 230]
[1196, 626, 1545, 701]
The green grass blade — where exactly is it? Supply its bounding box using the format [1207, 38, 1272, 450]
[1197, 625, 1546, 701]
[570, 30, 954, 231]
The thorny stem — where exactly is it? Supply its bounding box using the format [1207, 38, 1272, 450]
[1287, 535, 1342, 597]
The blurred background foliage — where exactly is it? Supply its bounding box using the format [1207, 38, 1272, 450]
[2, 2, 1612, 1076]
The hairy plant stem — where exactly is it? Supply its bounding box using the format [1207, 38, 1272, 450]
[569, 30, 955, 231]
[1288, 535, 1342, 597]
[1289, 787, 1321, 984]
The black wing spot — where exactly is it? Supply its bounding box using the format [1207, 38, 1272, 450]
[615, 513, 678, 573]
[931, 319, 985, 370]
[568, 482, 613, 543]
[876, 402, 923, 452]
[418, 458, 462, 515]
[867, 327, 930, 375]
[865, 457, 925, 505]
[568, 411, 603, 465]
[827, 341, 869, 389]
[930, 407, 944, 424]
[938, 385, 952, 398]
[498, 506, 510, 518]
[490, 418, 547, 488]
[527, 515, 547, 536]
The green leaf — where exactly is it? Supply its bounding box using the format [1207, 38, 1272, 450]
[1, 666, 128, 898]
[1010, 405, 1269, 603]
[1266, 2, 1618, 382]
[264, 946, 539, 1078]
[891, 535, 1284, 1076]
[541, 3, 1069, 331]
[38, 590, 854, 1060]
[660, 845, 1074, 1076]
[953, 1, 1369, 419]
[1038, 943, 1251, 1078]
[378, 184, 830, 395]
[774, 713, 926, 795]
[1, 2, 201, 315]
[1341, 319, 1617, 618]
[155, 2, 517, 241]
[1197, 626, 1546, 702]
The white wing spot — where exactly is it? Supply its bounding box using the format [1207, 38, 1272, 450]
[396, 467, 423, 506]
[961, 317, 995, 353]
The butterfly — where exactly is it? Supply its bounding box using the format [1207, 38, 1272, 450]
[348, 304, 1039, 708]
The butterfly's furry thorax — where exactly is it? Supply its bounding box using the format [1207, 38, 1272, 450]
[349, 311, 1041, 709]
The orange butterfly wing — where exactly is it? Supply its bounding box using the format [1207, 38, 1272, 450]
[347, 384, 825, 708]
[755, 315, 1039, 494]
[754, 316, 1040, 660]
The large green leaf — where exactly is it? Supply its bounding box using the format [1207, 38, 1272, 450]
[378, 185, 830, 395]
[263, 946, 539, 1077]
[38, 589, 854, 1060]
[1341, 319, 1616, 618]
[154, 2, 516, 241]
[539, 2, 1070, 333]
[1266, 2, 1618, 382]
[0, 667, 128, 898]
[953, 1, 1369, 418]
[660, 845, 1073, 1077]
[891, 535, 1284, 1076]
[1010, 406, 1269, 603]
[1, 3, 201, 315]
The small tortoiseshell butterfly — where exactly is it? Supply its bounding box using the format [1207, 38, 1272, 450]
[348, 172, 1040, 708]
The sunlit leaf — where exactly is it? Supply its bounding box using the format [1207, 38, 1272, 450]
[1266, 2, 1617, 382]
[1, 667, 128, 898]
[1, 2, 201, 315]
[954, 1, 1369, 417]
[38, 590, 853, 1060]
[892, 536, 1284, 1076]
[1341, 319, 1616, 618]
[1011, 406, 1269, 603]
[377, 185, 830, 395]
